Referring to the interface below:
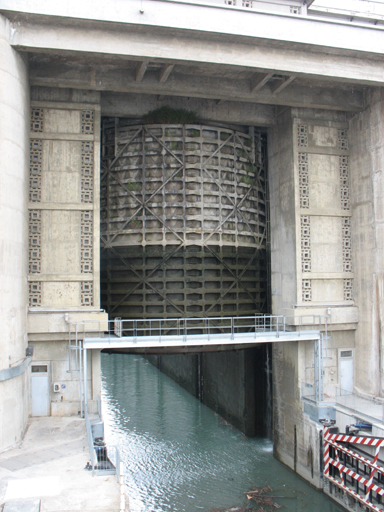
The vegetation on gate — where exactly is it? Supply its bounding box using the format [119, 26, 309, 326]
[142, 106, 199, 125]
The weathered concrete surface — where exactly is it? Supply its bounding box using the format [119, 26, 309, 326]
[26, 86, 107, 416]
[153, 354, 200, 399]
[349, 89, 384, 397]
[0, 13, 30, 452]
[152, 347, 269, 437]
[3, 0, 384, 85]
[201, 347, 268, 437]
[268, 107, 296, 312]
[272, 341, 323, 488]
[0, 417, 120, 512]
[28, 62, 364, 112]
[269, 107, 359, 488]
[100, 92, 275, 127]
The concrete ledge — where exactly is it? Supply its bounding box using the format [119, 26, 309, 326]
[28, 309, 108, 336]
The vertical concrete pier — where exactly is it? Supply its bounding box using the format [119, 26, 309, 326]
[0, 13, 30, 451]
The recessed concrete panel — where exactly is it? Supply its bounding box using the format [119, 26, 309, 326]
[42, 282, 80, 307]
[311, 216, 343, 273]
[308, 126, 338, 148]
[41, 140, 81, 203]
[311, 279, 344, 302]
[308, 154, 340, 210]
[43, 109, 81, 134]
[41, 211, 81, 274]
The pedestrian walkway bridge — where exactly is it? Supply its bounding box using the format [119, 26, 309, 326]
[70, 314, 328, 353]
[71, 314, 329, 433]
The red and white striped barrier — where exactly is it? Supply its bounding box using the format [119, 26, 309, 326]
[324, 428, 384, 512]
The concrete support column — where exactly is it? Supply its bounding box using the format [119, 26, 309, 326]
[0, 14, 30, 451]
[349, 90, 384, 397]
[268, 108, 297, 312]
[26, 86, 108, 416]
[268, 107, 358, 488]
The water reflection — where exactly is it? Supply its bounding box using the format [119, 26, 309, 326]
[101, 353, 344, 512]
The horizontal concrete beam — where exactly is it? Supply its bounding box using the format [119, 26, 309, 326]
[100, 92, 276, 127]
[7, 17, 384, 86]
[2, 0, 384, 58]
[30, 63, 364, 112]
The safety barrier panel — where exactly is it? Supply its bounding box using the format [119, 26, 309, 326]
[324, 428, 384, 511]
[85, 401, 120, 477]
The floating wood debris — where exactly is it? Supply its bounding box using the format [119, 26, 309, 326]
[243, 484, 296, 510]
[205, 484, 296, 512]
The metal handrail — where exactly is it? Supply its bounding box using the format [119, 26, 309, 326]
[69, 314, 330, 342]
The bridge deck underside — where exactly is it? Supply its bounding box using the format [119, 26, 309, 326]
[83, 330, 320, 351]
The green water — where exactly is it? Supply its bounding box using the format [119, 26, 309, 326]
[101, 353, 344, 512]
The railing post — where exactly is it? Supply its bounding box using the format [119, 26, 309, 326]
[79, 339, 84, 418]
[231, 316, 234, 340]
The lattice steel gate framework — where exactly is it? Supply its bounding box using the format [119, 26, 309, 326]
[100, 120, 268, 319]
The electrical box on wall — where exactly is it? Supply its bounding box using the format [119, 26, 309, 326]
[53, 383, 60, 393]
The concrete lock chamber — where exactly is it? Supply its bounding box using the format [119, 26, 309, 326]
[100, 119, 269, 320]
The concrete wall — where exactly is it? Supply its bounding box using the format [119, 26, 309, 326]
[269, 108, 297, 312]
[27, 86, 108, 415]
[201, 347, 268, 436]
[349, 90, 384, 397]
[151, 346, 269, 437]
[153, 354, 200, 398]
[31, 340, 100, 415]
[269, 107, 359, 487]
[0, 14, 30, 451]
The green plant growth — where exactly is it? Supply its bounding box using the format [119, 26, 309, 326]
[237, 148, 250, 160]
[127, 219, 141, 229]
[241, 175, 254, 186]
[127, 182, 139, 192]
[142, 106, 199, 124]
[244, 138, 252, 148]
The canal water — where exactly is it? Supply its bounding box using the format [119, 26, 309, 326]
[101, 353, 344, 512]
